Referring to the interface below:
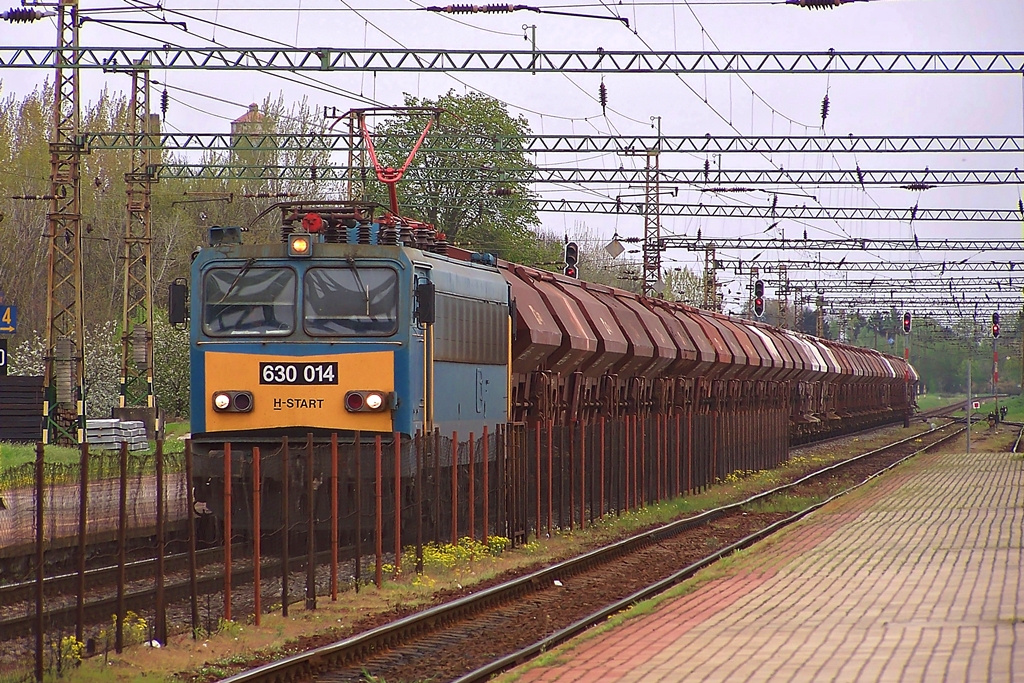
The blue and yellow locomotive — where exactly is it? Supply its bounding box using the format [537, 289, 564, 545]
[182, 202, 511, 535]
[175, 199, 918, 543]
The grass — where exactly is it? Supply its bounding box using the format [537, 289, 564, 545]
[0, 441, 82, 469]
[915, 393, 966, 412]
[4, 420, 943, 682]
[0, 422, 189, 471]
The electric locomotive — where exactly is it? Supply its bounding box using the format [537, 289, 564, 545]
[172, 200, 917, 542]
[179, 202, 511, 534]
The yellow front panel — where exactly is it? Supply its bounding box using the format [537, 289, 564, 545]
[204, 350, 394, 432]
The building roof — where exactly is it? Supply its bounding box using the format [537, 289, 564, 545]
[233, 103, 263, 124]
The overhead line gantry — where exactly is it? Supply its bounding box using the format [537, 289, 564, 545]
[15, 30, 1022, 439]
[82, 132, 1024, 155]
[715, 259, 1024, 274]
[151, 164, 1024, 186]
[532, 201, 1023, 222]
[4, 47, 1024, 74]
[657, 237, 1024, 252]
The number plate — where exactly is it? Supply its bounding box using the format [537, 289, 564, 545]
[259, 362, 338, 385]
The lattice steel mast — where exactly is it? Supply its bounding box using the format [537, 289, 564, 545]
[43, 0, 85, 445]
[642, 118, 662, 296]
[116, 63, 157, 425]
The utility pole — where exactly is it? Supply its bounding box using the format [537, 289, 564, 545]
[816, 295, 825, 337]
[641, 116, 662, 297]
[702, 247, 719, 311]
[44, 0, 85, 445]
[115, 63, 159, 434]
[904, 315, 911, 428]
[749, 267, 759, 320]
[966, 360, 972, 454]
[777, 265, 789, 329]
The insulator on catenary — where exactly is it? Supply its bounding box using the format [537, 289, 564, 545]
[855, 164, 865, 189]
[426, 4, 525, 13]
[787, 0, 842, 9]
[2, 8, 50, 22]
[598, 81, 608, 115]
[492, 186, 513, 196]
[704, 158, 710, 181]
[820, 94, 830, 127]
[161, 89, 169, 116]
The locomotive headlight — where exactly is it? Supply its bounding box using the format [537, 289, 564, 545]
[288, 233, 312, 257]
[212, 390, 254, 412]
[344, 390, 393, 413]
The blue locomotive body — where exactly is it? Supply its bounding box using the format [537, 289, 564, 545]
[186, 209, 510, 530]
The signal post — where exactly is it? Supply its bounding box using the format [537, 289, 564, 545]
[563, 241, 579, 279]
[903, 312, 911, 428]
[992, 312, 1000, 423]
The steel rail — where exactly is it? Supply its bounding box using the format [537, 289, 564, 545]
[0, 544, 235, 608]
[456, 423, 965, 682]
[0, 546, 328, 641]
[217, 418, 961, 683]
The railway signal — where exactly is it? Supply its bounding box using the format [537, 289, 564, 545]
[902, 311, 912, 334]
[992, 312, 1000, 338]
[753, 280, 765, 318]
[563, 241, 579, 278]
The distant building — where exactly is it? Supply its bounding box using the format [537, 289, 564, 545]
[230, 103, 277, 175]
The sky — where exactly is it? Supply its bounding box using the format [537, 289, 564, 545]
[2, 0, 1023, 316]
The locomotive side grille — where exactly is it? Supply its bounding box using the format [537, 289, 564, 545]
[433, 294, 508, 365]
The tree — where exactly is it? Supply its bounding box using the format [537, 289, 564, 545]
[152, 309, 190, 419]
[661, 268, 703, 306]
[360, 91, 541, 264]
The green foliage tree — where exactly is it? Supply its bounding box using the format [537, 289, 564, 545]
[661, 268, 703, 306]
[152, 310, 191, 419]
[8, 319, 119, 416]
[360, 91, 542, 264]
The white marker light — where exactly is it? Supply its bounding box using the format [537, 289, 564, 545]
[213, 393, 231, 410]
[365, 393, 384, 410]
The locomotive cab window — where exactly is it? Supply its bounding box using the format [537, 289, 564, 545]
[304, 266, 398, 336]
[203, 266, 296, 336]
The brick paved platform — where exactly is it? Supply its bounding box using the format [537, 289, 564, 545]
[508, 450, 1023, 682]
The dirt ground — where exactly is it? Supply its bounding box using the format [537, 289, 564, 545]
[39, 418, 1015, 683]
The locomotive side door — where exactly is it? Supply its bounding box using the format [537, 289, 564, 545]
[413, 264, 434, 435]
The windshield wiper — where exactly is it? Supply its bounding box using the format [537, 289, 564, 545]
[215, 258, 256, 304]
[347, 257, 370, 316]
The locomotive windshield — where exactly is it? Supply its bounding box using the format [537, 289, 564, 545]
[203, 266, 296, 336]
[304, 266, 398, 336]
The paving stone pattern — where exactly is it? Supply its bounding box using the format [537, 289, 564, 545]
[514, 450, 1023, 682]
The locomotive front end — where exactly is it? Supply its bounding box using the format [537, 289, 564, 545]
[185, 214, 424, 539]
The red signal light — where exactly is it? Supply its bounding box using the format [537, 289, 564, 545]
[345, 392, 364, 411]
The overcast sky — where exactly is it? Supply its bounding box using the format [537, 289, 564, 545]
[3, 0, 1023, 312]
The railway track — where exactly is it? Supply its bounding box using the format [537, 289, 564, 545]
[0, 403, 979, 655]
[212, 417, 969, 683]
